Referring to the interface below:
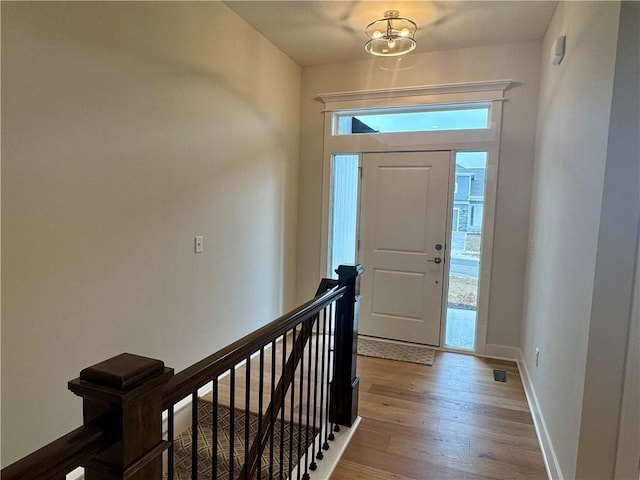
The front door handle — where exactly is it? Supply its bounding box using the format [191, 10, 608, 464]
[427, 257, 442, 264]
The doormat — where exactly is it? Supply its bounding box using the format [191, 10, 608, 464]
[170, 400, 317, 480]
[357, 336, 435, 366]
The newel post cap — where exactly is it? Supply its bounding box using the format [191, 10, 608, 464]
[335, 264, 364, 281]
[68, 353, 174, 404]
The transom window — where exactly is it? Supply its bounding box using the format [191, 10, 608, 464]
[334, 103, 491, 135]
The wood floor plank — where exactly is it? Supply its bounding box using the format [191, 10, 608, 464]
[386, 435, 545, 480]
[330, 459, 414, 480]
[359, 390, 539, 435]
[367, 383, 534, 424]
[469, 436, 548, 470]
[358, 368, 529, 402]
[438, 417, 542, 450]
[340, 433, 498, 480]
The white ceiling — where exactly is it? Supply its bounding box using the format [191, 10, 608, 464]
[224, 1, 557, 66]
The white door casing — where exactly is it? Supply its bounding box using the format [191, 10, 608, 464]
[359, 151, 451, 345]
[319, 81, 511, 354]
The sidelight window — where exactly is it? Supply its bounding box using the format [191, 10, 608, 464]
[445, 152, 487, 350]
[329, 154, 360, 277]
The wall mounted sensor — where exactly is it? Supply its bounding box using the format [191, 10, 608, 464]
[551, 35, 566, 65]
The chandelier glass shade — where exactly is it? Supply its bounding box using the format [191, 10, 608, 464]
[365, 10, 417, 57]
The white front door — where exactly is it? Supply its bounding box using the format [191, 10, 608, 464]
[359, 151, 451, 345]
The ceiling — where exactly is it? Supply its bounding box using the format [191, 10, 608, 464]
[224, 1, 557, 66]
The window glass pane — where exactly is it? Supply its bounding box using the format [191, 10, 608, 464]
[335, 104, 490, 135]
[471, 205, 484, 227]
[452, 208, 460, 232]
[329, 154, 359, 277]
[445, 152, 487, 350]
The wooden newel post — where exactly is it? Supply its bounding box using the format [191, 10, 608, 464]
[330, 264, 364, 427]
[68, 353, 174, 480]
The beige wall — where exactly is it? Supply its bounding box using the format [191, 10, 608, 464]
[520, 1, 638, 478]
[297, 40, 542, 348]
[615, 227, 640, 479]
[576, 1, 639, 477]
[1, 2, 300, 465]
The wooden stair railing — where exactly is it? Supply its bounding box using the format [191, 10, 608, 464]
[1, 422, 116, 480]
[239, 313, 315, 480]
[1, 264, 363, 480]
[239, 275, 354, 480]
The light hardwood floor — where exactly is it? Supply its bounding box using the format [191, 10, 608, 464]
[331, 351, 547, 480]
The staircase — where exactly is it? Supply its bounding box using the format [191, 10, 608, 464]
[2, 265, 364, 480]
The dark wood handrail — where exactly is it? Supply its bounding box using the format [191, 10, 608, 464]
[1, 420, 116, 480]
[161, 284, 346, 409]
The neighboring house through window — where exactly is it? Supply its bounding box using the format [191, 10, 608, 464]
[452, 208, 460, 232]
[471, 205, 484, 228]
[453, 164, 486, 232]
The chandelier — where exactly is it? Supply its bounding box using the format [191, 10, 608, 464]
[365, 10, 417, 57]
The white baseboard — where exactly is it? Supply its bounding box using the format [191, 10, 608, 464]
[483, 343, 519, 360]
[290, 417, 361, 480]
[515, 348, 563, 480]
[66, 467, 84, 480]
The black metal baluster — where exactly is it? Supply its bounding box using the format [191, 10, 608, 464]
[297, 322, 306, 480]
[212, 378, 218, 480]
[229, 368, 236, 479]
[269, 339, 276, 479]
[328, 303, 336, 442]
[288, 327, 297, 478]
[257, 348, 265, 480]
[168, 407, 175, 480]
[279, 332, 287, 480]
[318, 307, 329, 456]
[244, 357, 251, 480]
[309, 312, 321, 470]
[326, 304, 335, 445]
[302, 318, 314, 480]
[192, 391, 199, 480]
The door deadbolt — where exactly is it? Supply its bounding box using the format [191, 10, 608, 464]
[427, 257, 442, 264]
[435, 243, 443, 251]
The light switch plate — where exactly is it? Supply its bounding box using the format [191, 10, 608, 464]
[194, 235, 204, 253]
[551, 35, 566, 65]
